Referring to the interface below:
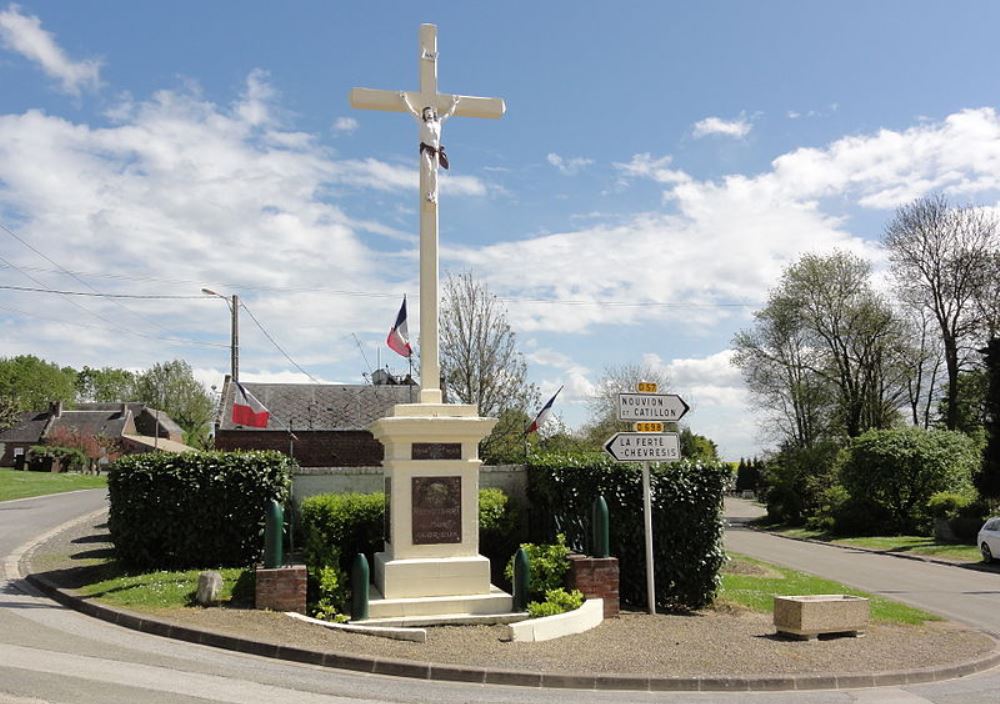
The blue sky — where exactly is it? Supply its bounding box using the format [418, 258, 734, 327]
[3, 2, 1000, 458]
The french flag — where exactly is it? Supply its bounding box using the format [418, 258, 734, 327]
[232, 381, 270, 428]
[526, 386, 563, 435]
[387, 296, 412, 358]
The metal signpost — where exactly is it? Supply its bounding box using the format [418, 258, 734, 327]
[604, 382, 688, 615]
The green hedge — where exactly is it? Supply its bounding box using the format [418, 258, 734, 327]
[527, 452, 729, 611]
[300, 487, 519, 577]
[107, 451, 293, 569]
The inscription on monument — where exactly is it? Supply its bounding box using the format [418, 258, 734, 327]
[411, 442, 461, 460]
[411, 476, 462, 544]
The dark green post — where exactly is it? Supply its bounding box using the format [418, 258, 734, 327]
[592, 495, 610, 558]
[513, 547, 531, 611]
[263, 499, 284, 568]
[351, 553, 370, 621]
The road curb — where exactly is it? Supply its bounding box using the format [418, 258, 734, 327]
[14, 514, 1000, 692]
[748, 524, 995, 571]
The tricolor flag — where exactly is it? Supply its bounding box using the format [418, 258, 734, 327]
[387, 296, 412, 358]
[525, 386, 563, 435]
[232, 381, 270, 428]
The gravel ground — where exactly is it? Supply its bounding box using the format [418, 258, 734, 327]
[25, 516, 996, 678]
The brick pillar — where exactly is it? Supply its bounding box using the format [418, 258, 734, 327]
[255, 564, 307, 614]
[566, 554, 619, 618]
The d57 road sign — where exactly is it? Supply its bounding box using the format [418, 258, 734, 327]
[617, 393, 689, 422]
[604, 432, 681, 463]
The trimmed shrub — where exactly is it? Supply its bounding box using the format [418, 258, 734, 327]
[479, 487, 523, 586]
[760, 441, 841, 525]
[527, 452, 728, 612]
[839, 428, 979, 534]
[28, 444, 86, 473]
[107, 451, 293, 569]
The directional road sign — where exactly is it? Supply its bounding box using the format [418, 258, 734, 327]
[603, 432, 681, 463]
[617, 393, 689, 422]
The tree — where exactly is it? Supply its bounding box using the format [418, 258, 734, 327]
[440, 272, 536, 418]
[900, 306, 944, 430]
[839, 427, 979, 534]
[679, 426, 718, 462]
[76, 366, 138, 403]
[884, 195, 1000, 430]
[974, 339, 1000, 504]
[46, 426, 122, 474]
[134, 360, 215, 448]
[0, 355, 77, 414]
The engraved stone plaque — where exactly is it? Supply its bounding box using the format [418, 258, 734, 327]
[411, 476, 462, 544]
[411, 442, 461, 460]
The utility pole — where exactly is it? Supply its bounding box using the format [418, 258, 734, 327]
[202, 288, 239, 382]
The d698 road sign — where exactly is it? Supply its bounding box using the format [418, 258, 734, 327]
[604, 432, 681, 463]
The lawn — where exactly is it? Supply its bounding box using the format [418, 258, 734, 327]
[719, 553, 939, 625]
[77, 565, 253, 610]
[0, 468, 107, 502]
[773, 526, 982, 563]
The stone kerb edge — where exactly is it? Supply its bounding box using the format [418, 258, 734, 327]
[13, 518, 1000, 692]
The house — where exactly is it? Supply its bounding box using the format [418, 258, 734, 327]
[0, 401, 192, 466]
[213, 375, 419, 467]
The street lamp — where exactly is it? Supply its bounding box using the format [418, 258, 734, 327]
[202, 288, 239, 383]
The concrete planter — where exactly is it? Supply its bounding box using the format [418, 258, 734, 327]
[773, 594, 869, 639]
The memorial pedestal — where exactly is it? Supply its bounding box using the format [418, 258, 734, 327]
[365, 402, 513, 622]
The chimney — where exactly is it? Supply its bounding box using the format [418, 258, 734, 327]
[49, 400, 63, 418]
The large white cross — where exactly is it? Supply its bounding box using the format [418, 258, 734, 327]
[351, 24, 505, 405]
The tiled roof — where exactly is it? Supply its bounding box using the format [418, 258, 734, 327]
[76, 403, 183, 436]
[121, 434, 197, 454]
[219, 381, 418, 431]
[49, 410, 130, 438]
[0, 411, 51, 443]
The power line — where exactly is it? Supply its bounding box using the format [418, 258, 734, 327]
[239, 301, 323, 383]
[0, 284, 204, 299]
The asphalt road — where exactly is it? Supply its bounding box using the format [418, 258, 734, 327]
[0, 490, 999, 703]
[724, 498, 1000, 637]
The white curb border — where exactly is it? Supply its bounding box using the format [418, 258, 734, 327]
[506, 598, 603, 642]
[286, 611, 428, 643]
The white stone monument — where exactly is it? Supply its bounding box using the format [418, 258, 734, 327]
[351, 24, 513, 622]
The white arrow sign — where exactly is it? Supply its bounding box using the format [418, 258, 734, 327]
[617, 393, 689, 422]
[603, 432, 681, 463]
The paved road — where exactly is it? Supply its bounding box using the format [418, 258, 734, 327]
[725, 498, 1000, 637]
[2, 491, 1000, 703]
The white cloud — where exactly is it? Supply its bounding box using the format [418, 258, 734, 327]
[547, 152, 593, 175]
[692, 114, 752, 139]
[332, 116, 359, 134]
[0, 4, 101, 95]
[614, 153, 691, 189]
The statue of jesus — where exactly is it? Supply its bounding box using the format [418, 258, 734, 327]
[400, 92, 460, 203]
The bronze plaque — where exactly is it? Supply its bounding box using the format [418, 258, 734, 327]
[411, 442, 462, 460]
[411, 476, 462, 544]
[383, 476, 391, 543]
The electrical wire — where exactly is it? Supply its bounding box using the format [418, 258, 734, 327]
[0, 284, 205, 299]
[239, 301, 323, 383]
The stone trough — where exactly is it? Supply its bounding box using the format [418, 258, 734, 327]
[773, 594, 870, 640]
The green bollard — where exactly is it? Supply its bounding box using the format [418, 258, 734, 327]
[263, 499, 284, 569]
[351, 553, 370, 621]
[592, 495, 610, 558]
[512, 547, 531, 612]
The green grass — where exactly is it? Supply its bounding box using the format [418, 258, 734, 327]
[719, 553, 939, 625]
[0, 468, 106, 502]
[77, 565, 253, 610]
[772, 527, 982, 563]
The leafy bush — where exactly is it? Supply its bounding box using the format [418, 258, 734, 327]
[527, 452, 728, 611]
[503, 533, 571, 600]
[759, 441, 841, 525]
[927, 490, 976, 520]
[839, 428, 979, 534]
[479, 487, 522, 585]
[107, 450, 293, 569]
[29, 444, 86, 472]
[312, 565, 350, 622]
[527, 587, 584, 618]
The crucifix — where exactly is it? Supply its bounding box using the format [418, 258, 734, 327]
[350, 24, 505, 405]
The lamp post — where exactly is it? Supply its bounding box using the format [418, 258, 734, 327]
[201, 288, 239, 383]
